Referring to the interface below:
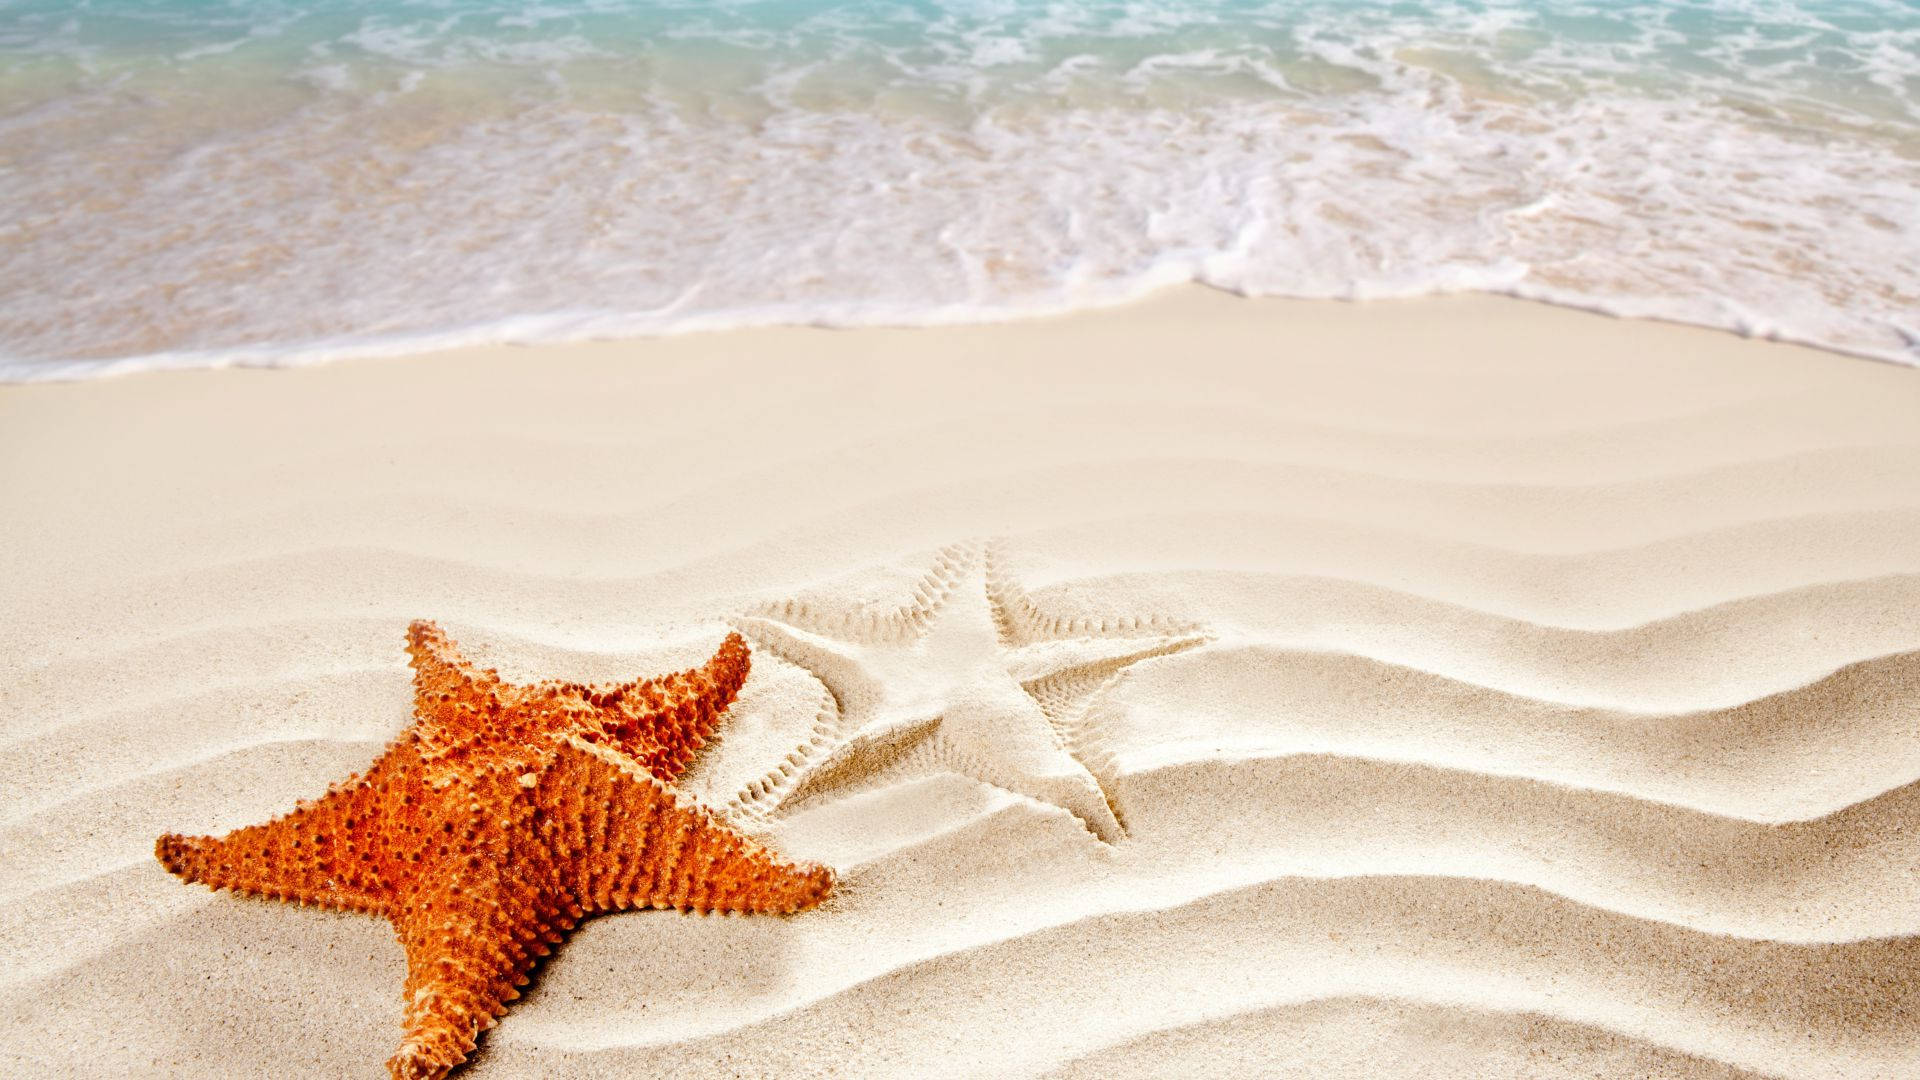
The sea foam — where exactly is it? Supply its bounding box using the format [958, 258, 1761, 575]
[0, 0, 1915, 378]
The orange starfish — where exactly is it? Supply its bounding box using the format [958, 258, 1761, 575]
[156, 621, 834, 1080]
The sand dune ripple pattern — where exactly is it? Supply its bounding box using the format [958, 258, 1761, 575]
[5, 539, 1915, 1077]
[2, 296, 1917, 1077]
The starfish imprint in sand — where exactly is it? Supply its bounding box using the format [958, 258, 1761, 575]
[731, 541, 1209, 841]
[156, 621, 833, 1080]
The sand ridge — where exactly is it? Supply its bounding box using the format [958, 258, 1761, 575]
[1, 290, 1916, 1078]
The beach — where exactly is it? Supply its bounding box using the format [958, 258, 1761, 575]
[3, 287, 1917, 1077]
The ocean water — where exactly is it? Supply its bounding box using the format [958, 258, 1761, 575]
[1, 0, 1916, 379]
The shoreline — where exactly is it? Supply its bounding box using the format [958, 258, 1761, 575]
[4, 285, 1916, 385]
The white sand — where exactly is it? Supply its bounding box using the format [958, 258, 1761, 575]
[2, 288, 1916, 1078]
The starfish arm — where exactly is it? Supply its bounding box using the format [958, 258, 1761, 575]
[777, 713, 944, 809]
[730, 614, 877, 713]
[155, 761, 397, 913]
[1003, 632, 1208, 689]
[984, 540, 1203, 643]
[592, 631, 752, 782]
[929, 725, 1128, 844]
[386, 867, 578, 1080]
[406, 619, 486, 692]
[537, 737, 835, 916]
[404, 620, 508, 773]
[747, 541, 974, 643]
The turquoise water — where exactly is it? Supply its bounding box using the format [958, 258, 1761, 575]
[1, 1, 1916, 377]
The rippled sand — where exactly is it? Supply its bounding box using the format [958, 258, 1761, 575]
[2, 289, 1916, 1078]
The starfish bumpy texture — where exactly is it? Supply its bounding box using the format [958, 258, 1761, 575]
[156, 621, 833, 1080]
[732, 542, 1208, 841]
